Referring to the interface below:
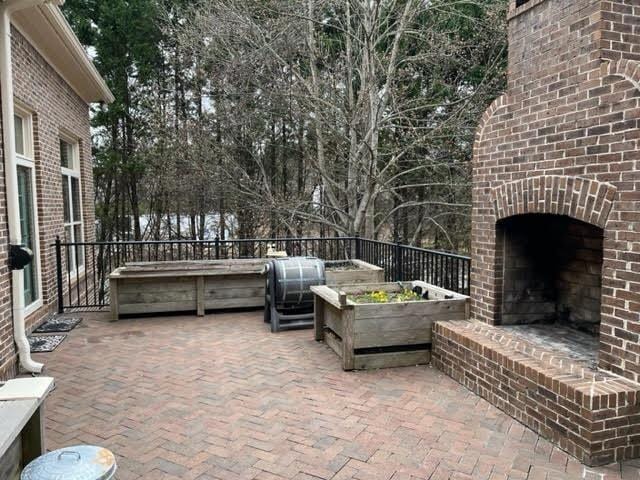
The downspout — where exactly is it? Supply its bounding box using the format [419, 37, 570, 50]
[0, 0, 64, 374]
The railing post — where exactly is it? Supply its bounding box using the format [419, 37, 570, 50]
[354, 234, 361, 260]
[55, 236, 64, 314]
[215, 235, 220, 259]
[395, 240, 403, 282]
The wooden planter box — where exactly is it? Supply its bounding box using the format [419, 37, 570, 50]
[311, 281, 469, 370]
[109, 259, 268, 320]
[324, 259, 384, 285]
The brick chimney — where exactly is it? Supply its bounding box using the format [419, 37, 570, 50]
[471, 0, 640, 381]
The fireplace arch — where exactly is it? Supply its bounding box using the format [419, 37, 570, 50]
[490, 176, 617, 229]
[488, 175, 614, 333]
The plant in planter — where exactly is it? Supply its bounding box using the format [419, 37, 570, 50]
[349, 288, 421, 304]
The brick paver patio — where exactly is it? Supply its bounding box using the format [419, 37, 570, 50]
[35, 311, 640, 480]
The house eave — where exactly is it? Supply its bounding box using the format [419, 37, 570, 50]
[11, 4, 114, 104]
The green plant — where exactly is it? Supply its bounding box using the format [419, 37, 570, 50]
[350, 288, 422, 304]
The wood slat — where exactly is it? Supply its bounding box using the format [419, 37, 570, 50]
[116, 289, 198, 303]
[119, 301, 197, 314]
[353, 311, 465, 333]
[354, 298, 467, 317]
[203, 297, 264, 309]
[325, 259, 384, 285]
[353, 350, 430, 370]
[111, 259, 268, 279]
[354, 329, 432, 349]
[324, 329, 343, 358]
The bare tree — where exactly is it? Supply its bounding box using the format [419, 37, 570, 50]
[126, 0, 507, 250]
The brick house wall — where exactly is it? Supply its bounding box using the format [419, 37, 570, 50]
[471, 0, 640, 380]
[0, 27, 96, 380]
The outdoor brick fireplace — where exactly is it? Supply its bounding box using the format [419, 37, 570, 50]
[433, 0, 640, 466]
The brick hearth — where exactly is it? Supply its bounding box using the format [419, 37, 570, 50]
[434, 0, 640, 466]
[433, 321, 640, 466]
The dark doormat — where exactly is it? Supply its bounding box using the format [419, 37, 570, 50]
[28, 334, 66, 353]
[34, 317, 82, 333]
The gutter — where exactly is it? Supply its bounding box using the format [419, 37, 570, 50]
[0, 0, 64, 374]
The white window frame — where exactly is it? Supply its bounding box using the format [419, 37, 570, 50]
[60, 135, 84, 277]
[14, 107, 43, 315]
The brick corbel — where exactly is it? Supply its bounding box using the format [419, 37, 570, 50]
[490, 175, 617, 229]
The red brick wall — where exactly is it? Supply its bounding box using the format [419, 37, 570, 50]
[0, 27, 95, 380]
[472, 0, 640, 381]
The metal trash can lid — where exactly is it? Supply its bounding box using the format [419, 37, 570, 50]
[21, 445, 116, 480]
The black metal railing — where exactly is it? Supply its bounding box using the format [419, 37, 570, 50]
[357, 238, 471, 293]
[54, 236, 470, 312]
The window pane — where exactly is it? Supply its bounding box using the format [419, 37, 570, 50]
[14, 115, 24, 156]
[60, 140, 71, 168]
[62, 175, 71, 223]
[71, 177, 81, 222]
[64, 225, 74, 273]
[17, 165, 38, 304]
[74, 224, 84, 268]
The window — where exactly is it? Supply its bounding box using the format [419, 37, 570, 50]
[60, 138, 84, 273]
[14, 115, 25, 155]
[14, 110, 41, 310]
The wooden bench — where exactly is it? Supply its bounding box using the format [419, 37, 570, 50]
[0, 377, 54, 479]
[110, 259, 269, 320]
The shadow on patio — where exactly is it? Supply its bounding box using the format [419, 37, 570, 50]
[35, 311, 640, 480]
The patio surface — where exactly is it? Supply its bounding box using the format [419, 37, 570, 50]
[34, 311, 640, 480]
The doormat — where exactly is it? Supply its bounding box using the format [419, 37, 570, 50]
[34, 317, 82, 333]
[28, 335, 66, 353]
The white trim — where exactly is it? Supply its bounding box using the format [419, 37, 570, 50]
[24, 297, 42, 317]
[13, 105, 32, 159]
[14, 107, 42, 313]
[16, 159, 43, 312]
[60, 137, 84, 276]
[41, 4, 113, 102]
[10, 4, 113, 103]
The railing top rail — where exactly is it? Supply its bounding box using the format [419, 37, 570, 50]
[359, 238, 470, 261]
[359, 239, 396, 248]
[398, 244, 470, 261]
[52, 236, 357, 248]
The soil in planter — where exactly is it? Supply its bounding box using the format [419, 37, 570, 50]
[349, 289, 423, 304]
[325, 260, 361, 271]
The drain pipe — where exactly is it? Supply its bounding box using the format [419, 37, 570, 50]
[0, 0, 64, 373]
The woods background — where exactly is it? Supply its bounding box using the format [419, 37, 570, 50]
[64, 0, 508, 252]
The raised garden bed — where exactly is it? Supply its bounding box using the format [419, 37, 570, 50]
[311, 281, 469, 370]
[109, 259, 267, 320]
[324, 259, 384, 285]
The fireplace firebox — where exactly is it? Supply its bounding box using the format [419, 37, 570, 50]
[497, 214, 603, 334]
